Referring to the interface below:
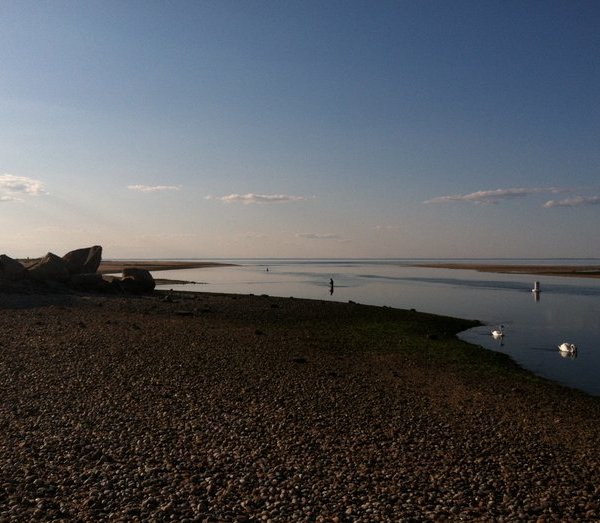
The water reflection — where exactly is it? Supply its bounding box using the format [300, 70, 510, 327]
[154, 260, 600, 396]
[559, 350, 578, 360]
[491, 336, 505, 348]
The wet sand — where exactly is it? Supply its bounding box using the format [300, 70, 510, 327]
[0, 290, 598, 521]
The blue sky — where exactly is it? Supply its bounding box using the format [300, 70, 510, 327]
[1, 1, 599, 259]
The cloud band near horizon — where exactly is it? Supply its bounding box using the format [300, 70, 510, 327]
[543, 196, 600, 208]
[127, 184, 181, 192]
[296, 233, 341, 240]
[424, 187, 565, 205]
[208, 193, 306, 204]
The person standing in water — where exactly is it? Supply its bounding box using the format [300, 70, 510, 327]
[329, 278, 334, 295]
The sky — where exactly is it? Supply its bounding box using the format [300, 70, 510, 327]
[1, 0, 599, 259]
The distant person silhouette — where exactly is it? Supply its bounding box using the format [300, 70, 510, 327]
[329, 278, 334, 295]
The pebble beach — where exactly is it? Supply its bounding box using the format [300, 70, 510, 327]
[1, 290, 599, 521]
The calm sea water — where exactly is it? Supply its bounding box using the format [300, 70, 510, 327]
[153, 259, 600, 397]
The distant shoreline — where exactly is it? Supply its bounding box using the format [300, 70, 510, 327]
[412, 263, 600, 278]
[17, 258, 600, 279]
[102, 259, 600, 279]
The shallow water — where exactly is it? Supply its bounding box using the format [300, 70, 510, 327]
[154, 259, 600, 397]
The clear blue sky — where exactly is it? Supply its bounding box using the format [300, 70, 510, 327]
[1, 1, 599, 259]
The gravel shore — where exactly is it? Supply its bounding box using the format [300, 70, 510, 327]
[1, 291, 599, 521]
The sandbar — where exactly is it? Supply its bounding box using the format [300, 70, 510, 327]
[98, 260, 235, 274]
[413, 262, 600, 278]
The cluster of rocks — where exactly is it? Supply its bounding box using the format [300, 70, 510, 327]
[0, 246, 155, 294]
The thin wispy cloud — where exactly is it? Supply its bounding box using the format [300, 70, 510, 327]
[0, 174, 45, 201]
[374, 225, 402, 232]
[295, 233, 350, 244]
[543, 196, 600, 208]
[208, 193, 305, 204]
[424, 187, 564, 205]
[139, 232, 196, 241]
[127, 184, 181, 192]
[237, 232, 268, 240]
[296, 233, 340, 240]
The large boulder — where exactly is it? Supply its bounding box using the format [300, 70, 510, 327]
[62, 245, 103, 275]
[27, 252, 70, 282]
[0, 255, 26, 281]
[68, 273, 112, 292]
[120, 267, 155, 293]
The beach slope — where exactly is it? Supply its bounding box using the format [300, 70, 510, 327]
[0, 291, 598, 520]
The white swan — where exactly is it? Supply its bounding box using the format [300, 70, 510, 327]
[491, 325, 504, 339]
[558, 342, 577, 354]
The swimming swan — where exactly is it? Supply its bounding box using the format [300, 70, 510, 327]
[558, 342, 577, 354]
[491, 325, 504, 339]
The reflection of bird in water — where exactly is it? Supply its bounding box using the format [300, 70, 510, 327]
[491, 325, 504, 339]
[558, 342, 577, 358]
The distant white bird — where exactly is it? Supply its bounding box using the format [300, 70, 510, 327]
[558, 342, 577, 354]
[491, 325, 505, 339]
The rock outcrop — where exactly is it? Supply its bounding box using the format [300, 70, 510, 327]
[27, 253, 71, 283]
[68, 273, 112, 292]
[119, 267, 156, 293]
[62, 246, 103, 275]
[0, 246, 157, 295]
